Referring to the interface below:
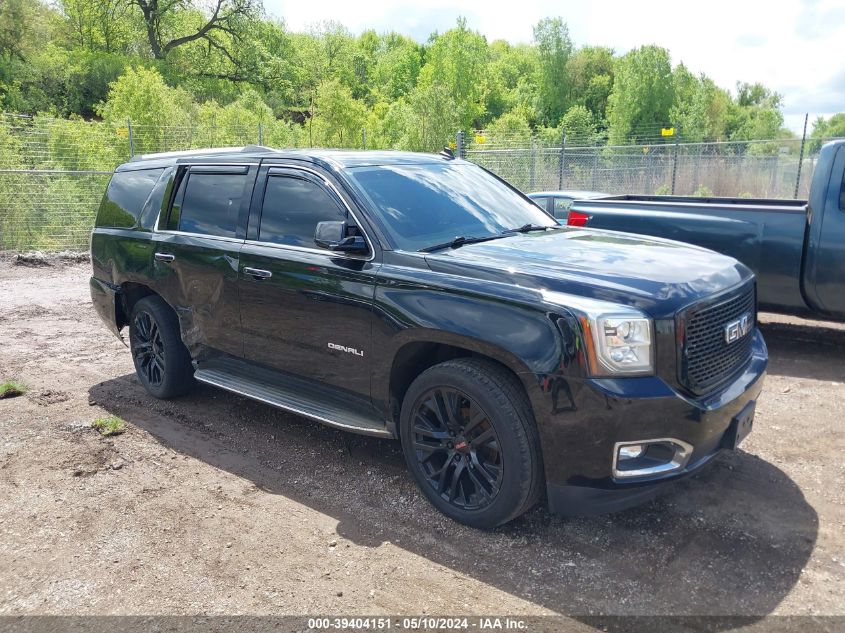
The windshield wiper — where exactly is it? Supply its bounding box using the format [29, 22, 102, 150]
[503, 223, 553, 234]
[419, 234, 510, 253]
[420, 224, 556, 252]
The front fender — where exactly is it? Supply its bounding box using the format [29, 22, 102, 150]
[370, 273, 583, 417]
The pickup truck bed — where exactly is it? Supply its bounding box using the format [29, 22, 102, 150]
[568, 140, 845, 321]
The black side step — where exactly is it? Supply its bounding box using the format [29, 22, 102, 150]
[194, 357, 392, 438]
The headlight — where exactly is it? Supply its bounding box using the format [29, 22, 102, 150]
[592, 315, 653, 374]
[540, 290, 654, 376]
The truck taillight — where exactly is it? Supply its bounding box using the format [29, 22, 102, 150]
[567, 211, 590, 227]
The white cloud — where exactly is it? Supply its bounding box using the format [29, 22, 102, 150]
[264, 0, 845, 133]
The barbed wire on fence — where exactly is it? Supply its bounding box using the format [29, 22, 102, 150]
[0, 111, 841, 254]
[463, 129, 841, 201]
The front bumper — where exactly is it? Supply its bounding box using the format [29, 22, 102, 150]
[540, 329, 767, 516]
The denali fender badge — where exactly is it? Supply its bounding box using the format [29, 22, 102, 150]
[724, 313, 752, 344]
[328, 342, 364, 357]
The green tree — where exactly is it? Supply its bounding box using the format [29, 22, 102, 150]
[559, 104, 596, 144]
[367, 99, 411, 150]
[486, 40, 539, 122]
[0, 0, 54, 111]
[290, 22, 357, 122]
[607, 45, 674, 144]
[416, 18, 489, 130]
[60, 0, 138, 53]
[96, 66, 193, 128]
[131, 0, 261, 60]
[669, 66, 731, 142]
[486, 108, 533, 142]
[726, 82, 785, 142]
[809, 113, 845, 152]
[403, 82, 462, 152]
[371, 33, 422, 103]
[566, 46, 614, 121]
[351, 29, 379, 103]
[311, 78, 367, 147]
[532, 17, 573, 125]
[194, 87, 275, 145]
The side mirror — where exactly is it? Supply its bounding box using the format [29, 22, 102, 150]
[314, 221, 368, 254]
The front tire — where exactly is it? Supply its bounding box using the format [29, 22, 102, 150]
[399, 358, 543, 529]
[129, 295, 194, 399]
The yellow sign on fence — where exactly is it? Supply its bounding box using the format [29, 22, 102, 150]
[661, 127, 675, 137]
[116, 127, 129, 138]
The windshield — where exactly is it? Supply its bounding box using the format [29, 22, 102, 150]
[347, 162, 557, 251]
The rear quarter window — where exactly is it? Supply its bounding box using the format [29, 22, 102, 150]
[96, 169, 164, 228]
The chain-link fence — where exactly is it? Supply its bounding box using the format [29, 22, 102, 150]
[0, 112, 840, 256]
[462, 130, 837, 200]
[0, 113, 299, 256]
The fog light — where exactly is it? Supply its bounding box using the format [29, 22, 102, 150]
[612, 438, 693, 479]
[618, 444, 644, 460]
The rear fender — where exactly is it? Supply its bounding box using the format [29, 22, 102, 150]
[89, 277, 126, 345]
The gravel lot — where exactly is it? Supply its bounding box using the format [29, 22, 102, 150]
[0, 261, 843, 624]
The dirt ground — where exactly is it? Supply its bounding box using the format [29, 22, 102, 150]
[0, 261, 843, 624]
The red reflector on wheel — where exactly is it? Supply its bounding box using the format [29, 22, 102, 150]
[567, 211, 590, 227]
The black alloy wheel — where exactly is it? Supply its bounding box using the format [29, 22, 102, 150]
[399, 358, 543, 528]
[132, 310, 165, 387]
[128, 295, 194, 399]
[411, 387, 503, 510]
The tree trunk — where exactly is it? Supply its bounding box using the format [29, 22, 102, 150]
[135, 0, 164, 59]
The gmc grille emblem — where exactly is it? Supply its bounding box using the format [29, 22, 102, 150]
[724, 313, 753, 344]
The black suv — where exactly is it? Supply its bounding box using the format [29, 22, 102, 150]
[90, 146, 767, 528]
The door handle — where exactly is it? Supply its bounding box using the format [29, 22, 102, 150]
[154, 252, 175, 262]
[243, 267, 272, 280]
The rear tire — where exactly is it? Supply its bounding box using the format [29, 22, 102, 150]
[399, 358, 543, 529]
[129, 295, 194, 399]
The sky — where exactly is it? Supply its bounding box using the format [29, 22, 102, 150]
[263, 0, 845, 134]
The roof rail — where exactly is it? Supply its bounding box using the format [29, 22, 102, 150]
[129, 145, 276, 162]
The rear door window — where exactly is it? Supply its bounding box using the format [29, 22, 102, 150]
[172, 168, 250, 238]
[258, 174, 345, 248]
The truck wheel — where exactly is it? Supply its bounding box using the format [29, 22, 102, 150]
[129, 295, 194, 399]
[399, 358, 543, 529]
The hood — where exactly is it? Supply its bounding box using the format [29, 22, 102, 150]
[423, 228, 752, 318]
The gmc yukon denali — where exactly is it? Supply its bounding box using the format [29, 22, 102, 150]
[90, 147, 768, 528]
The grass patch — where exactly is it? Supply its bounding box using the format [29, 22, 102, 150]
[91, 415, 126, 437]
[0, 380, 27, 398]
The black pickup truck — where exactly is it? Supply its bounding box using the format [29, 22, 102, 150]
[565, 139, 845, 321]
[90, 147, 767, 528]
